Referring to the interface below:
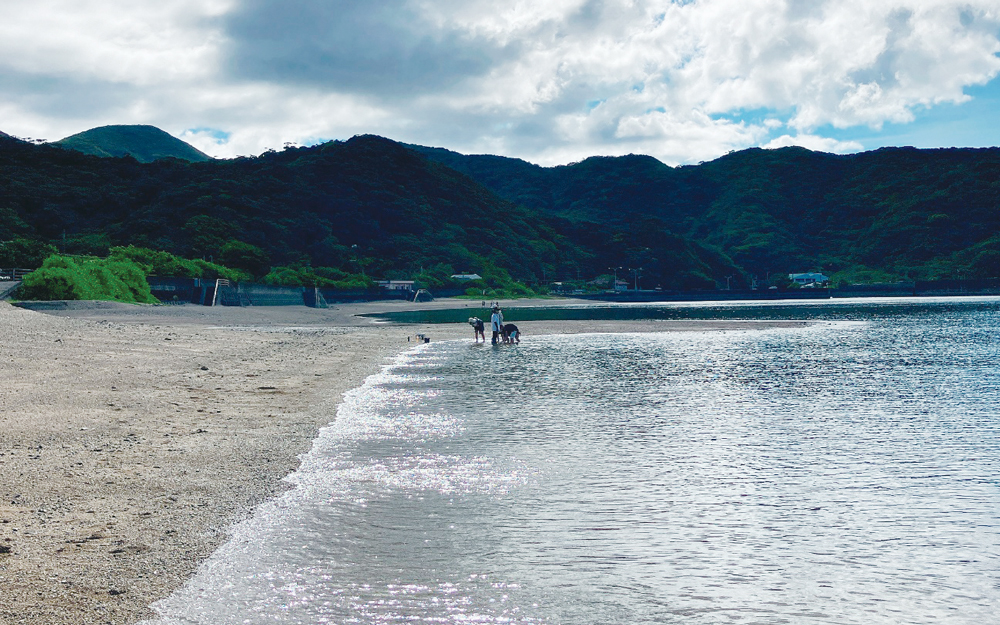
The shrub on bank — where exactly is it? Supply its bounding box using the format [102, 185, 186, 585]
[260, 265, 375, 290]
[108, 246, 250, 282]
[18, 255, 157, 303]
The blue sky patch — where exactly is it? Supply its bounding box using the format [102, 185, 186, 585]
[185, 127, 231, 142]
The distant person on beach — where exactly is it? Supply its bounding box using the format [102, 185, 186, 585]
[502, 323, 520, 344]
[490, 307, 504, 345]
[468, 317, 485, 342]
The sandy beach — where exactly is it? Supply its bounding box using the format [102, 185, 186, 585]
[0, 298, 811, 624]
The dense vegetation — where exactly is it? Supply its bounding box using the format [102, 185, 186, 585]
[54, 125, 212, 163]
[19, 254, 156, 303]
[11, 246, 267, 302]
[413, 145, 1000, 285]
[0, 129, 997, 299]
[2, 132, 731, 293]
[108, 245, 249, 282]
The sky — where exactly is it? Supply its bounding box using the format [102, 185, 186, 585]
[2, 0, 999, 166]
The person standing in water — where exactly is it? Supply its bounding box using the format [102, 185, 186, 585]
[468, 317, 486, 343]
[490, 306, 504, 345]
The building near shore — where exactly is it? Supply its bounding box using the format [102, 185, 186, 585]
[375, 280, 415, 291]
[788, 272, 829, 286]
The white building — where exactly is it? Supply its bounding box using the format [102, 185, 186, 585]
[788, 272, 829, 285]
[450, 273, 483, 281]
[376, 280, 415, 291]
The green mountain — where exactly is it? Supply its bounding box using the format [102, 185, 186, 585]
[53, 124, 212, 163]
[0, 134, 588, 287]
[1, 129, 997, 289]
[0, 132, 740, 289]
[412, 144, 1000, 283]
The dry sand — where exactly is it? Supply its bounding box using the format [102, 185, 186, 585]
[0, 298, 810, 624]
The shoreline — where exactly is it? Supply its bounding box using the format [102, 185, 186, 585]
[0, 299, 813, 624]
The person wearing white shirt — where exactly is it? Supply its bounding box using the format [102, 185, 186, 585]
[490, 307, 504, 345]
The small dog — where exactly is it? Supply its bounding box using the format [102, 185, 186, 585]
[468, 317, 486, 342]
[501, 323, 520, 344]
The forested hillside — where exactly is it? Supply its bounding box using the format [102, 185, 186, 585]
[414, 144, 1000, 284]
[1, 130, 997, 293]
[0, 133, 743, 290]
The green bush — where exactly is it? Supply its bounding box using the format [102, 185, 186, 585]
[412, 263, 456, 290]
[109, 245, 201, 277]
[219, 240, 271, 278]
[330, 274, 376, 290]
[0, 238, 58, 269]
[969, 250, 1000, 279]
[109, 245, 249, 282]
[261, 266, 313, 286]
[190, 259, 250, 283]
[63, 233, 112, 256]
[261, 265, 373, 289]
[829, 266, 901, 286]
[19, 255, 157, 303]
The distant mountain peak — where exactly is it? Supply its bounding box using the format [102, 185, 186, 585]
[54, 124, 212, 163]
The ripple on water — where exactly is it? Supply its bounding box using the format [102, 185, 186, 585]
[144, 300, 1000, 625]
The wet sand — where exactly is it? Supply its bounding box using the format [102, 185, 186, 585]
[0, 299, 811, 624]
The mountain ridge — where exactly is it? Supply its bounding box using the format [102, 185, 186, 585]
[1, 129, 997, 288]
[413, 142, 1000, 282]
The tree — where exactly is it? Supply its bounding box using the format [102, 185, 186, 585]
[969, 249, 1000, 279]
[183, 215, 233, 259]
[0, 238, 58, 268]
[219, 240, 271, 278]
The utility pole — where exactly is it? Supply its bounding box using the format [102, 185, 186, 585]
[630, 267, 642, 291]
[608, 266, 621, 292]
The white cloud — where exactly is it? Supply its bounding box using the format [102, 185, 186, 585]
[0, 0, 998, 164]
[173, 86, 398, 157]
[0, 0, 229, 83]
[762, 134, 864, 153]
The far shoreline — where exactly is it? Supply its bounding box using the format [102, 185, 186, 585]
[21, 296, 825, 339]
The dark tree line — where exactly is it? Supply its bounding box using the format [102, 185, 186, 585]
[2, 132, 997, 291]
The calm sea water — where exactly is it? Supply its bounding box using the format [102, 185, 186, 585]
[144, 298, 1000, 625]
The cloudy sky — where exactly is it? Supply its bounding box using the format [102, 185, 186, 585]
[2, 0, 999, 165]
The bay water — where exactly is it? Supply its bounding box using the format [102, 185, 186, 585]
[144, 298, 1000, 624]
